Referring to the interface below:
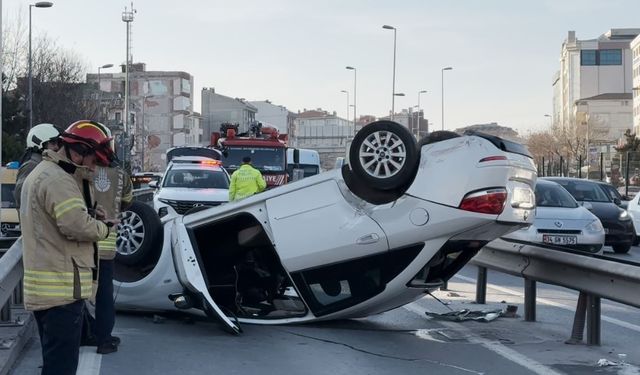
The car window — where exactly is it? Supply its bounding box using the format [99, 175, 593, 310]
[599, 184, 622, 201]
[1, 184, 16, 209]
[163, 169, 229, 189]
[536, 183, 578, 208]
[552, 180, 610, 202]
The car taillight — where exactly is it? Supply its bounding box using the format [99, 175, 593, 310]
[459, 188, 507, 215]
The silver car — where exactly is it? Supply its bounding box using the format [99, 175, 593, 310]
[504, 180, 605, 254]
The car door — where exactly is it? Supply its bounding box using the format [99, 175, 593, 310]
[171, 217, 240, 334]
[265, 179, 389, 271]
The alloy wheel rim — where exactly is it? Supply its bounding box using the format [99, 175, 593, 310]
[116, 210, 145, 256]
[358, 130, 407, 178]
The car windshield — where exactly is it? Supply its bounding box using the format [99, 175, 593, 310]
[163, 169, 229, 189]
[536, 183, 578, 208]
[551, 180, 610, 202]
[1, 184, 16, 209]
[223, 147, 285, 172]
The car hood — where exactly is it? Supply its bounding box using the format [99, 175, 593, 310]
[157, 187, 229, 203]
[578, 201, 623, 221]
[534, 206, 597, 228]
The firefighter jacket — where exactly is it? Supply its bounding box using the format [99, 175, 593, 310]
[228, 163, 267, 201]
[20, 148, 110, 311]
[93, 166, 133, 260]
[14, 150, 42, 209]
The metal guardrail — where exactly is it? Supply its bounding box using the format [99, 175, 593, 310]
[0, 239, 23, 324]
[470, 238, 640, 345]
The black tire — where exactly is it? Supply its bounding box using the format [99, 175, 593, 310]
[348, 120, 418, 191]
[341, 165, 404, 205]
[612, 243, 632, 254]
[115, 201, 163, 266]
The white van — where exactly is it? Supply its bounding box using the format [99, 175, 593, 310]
[286, 148, 321, 181]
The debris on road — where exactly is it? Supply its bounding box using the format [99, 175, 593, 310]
[596, 358, 619, 367]
[425, 309, 503, 322]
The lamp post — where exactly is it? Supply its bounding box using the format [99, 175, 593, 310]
[28, 1, 53, 129]
[340, 90, 349, 121]
[97, 64, 113, 122]
[345, 66, 357, 136]
[441, 66, 453, 130]
[382, 25, 397, 120]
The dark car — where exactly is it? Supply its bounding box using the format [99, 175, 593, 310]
[543, 177, 635, 253]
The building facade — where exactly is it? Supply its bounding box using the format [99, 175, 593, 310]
[87, 63, 200, 171]
[250, 100, 296, 135]
[632, 35, 640, 135]
[552, 29, 639, 143]
[201, 88, 257, 143]
[291, 109, 354, 170]
[379, 108, 428, 139]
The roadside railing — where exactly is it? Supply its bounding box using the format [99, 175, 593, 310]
[0, 239, 23, 325]
[470, 238, 640, 346]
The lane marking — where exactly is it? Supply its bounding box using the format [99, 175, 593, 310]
[453, 274, 640, 333]
[404, 303, 563, 375]
[77, 346, 102, 375]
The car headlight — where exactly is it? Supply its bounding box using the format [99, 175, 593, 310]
[585, 219, 604, 233]
[619, 210, 631, 221]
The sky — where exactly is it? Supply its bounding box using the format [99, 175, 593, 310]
[3, 0, 640, 135]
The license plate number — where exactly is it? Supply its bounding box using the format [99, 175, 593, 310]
[543, 235, 577, 245]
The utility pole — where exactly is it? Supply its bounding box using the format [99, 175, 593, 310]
[122, 3, 135, 164]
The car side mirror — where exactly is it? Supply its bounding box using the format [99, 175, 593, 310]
[149, 180, 158, 189]
[613, 197, 622, 206]
[581, 201, 593, 211]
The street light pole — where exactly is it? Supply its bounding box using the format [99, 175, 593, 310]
[441, 66, 453, 131]
[383, 25, 397, 120]
[97, 63, 113, 122]
[340, 90, 349, 121]
[346, 66, 357, 136]
[28, 1, 53, 130]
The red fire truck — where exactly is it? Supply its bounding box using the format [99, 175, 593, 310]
[211, 122, 289, 188]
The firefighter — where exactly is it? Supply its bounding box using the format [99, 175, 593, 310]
[20, 120, 118, 375]
[89, 124, 133, 354]
[14, 123, 62, 208]
[228, 156, 267, 201]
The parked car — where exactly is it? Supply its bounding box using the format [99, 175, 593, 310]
[623, 192, 640, 246]
[110, 121, 536, 334]
[544, 177, 635, 253]
[504, 180, 604, 254]
[131, 172, 163, 190]
[0, 164, 20, 237]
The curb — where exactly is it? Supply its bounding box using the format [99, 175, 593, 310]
[0, 309, 36, 375]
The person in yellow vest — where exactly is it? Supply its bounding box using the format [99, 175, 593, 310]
[228, 156, 267, 201]
[91, 160, 133, 354]
[20, 120, 118, 375]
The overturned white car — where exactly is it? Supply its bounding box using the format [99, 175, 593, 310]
[113, 121, 537, 334]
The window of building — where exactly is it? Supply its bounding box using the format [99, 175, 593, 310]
[581, 50, 597, 66]
[599, 49, 622, 65]
[115, 112, 122, 124]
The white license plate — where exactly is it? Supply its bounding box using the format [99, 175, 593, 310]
[543, 235, 578, 245]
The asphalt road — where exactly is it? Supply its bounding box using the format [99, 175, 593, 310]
[10, 248, 640, 375]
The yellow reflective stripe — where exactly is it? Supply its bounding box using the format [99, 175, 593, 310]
[55, 203, 86, 219]
[54, 197, 85, 215]
[24, 282, 92, 292]
[24, 275, 74, 284]
[24, 287, 92, 298]
[25, 270, 91, 279]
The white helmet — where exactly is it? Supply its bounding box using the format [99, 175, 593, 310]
[26, 123, 61, 149]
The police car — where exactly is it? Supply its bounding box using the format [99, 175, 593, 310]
[152, 156, 230, 218]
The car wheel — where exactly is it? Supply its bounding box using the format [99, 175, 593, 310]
[612, 243, 632, 254]
[115, 201, 163, 266]
[348, 120, 418, 191]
